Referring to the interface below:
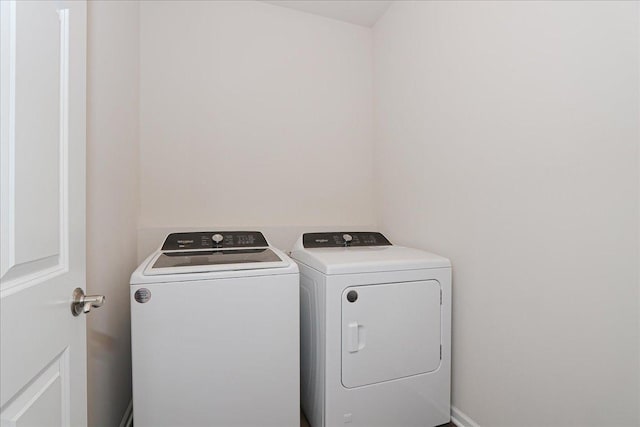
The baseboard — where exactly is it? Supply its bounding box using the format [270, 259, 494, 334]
[118, 400, 133, 427]
[118, 400, 470, 427]
[451, 406, 481, 427]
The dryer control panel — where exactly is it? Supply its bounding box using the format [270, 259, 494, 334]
[162, 231, 268, 250]
[302, 232, 392, 248]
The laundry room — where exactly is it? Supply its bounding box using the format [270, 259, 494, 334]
[0, 1, 638, 427]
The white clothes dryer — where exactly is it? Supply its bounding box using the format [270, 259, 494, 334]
[130, 231, 300, 427]
[291, 232, 451, 427]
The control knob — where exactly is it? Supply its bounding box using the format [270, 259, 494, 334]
[212, 234, 224, 246]
[343, 234, 353, 246]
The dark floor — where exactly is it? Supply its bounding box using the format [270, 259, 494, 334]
[301, 412, 456, 427]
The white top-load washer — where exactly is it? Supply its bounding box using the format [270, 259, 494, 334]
[291, 232, 451, 427]
[130, 231, 300, 427]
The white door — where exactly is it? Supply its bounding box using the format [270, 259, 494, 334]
[0, 1, 90, 426]
[341, 280, 442, 389]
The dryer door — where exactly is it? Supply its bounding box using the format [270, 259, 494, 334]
[341, 280, 441, 389]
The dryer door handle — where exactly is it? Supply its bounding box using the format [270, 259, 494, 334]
[348, 322, 360, 353]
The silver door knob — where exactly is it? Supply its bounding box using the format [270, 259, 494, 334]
[71, 288, 105, 316]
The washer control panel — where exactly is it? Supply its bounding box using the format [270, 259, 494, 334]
[162, 231, 268, 250]
[302, 232, 392, 248]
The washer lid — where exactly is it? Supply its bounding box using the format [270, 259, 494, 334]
[143, 248, 288, 276]
[291, 245, 450, 275]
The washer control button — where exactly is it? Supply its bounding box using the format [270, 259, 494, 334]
[212, 234, 224, 245]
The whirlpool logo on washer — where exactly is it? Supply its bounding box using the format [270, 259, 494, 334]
[134, 288, 151, 303]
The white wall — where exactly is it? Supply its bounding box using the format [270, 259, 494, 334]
[86, 1, 139, 426]
[138, 1, 375, 242]
[86, 2, 378, 423]
[85, 2, 640, 425]
[373, 2, 639, 426]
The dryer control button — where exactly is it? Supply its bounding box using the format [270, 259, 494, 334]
[347, 290, 358, 303]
